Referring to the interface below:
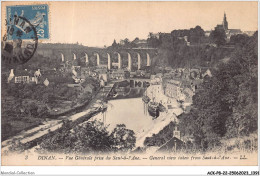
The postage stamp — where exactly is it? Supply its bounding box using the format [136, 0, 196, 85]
[1, 4, 49, 66]
[6, 4, 49, 40]
[2, 15, 38, 66]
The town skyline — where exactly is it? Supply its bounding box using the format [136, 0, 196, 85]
[2, 1, 258, 47]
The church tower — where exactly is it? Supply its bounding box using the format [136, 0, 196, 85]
[223, 12, 228, 31]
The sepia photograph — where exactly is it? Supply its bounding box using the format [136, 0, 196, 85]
[1, 1, 258, 168]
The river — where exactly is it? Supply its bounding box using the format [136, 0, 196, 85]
[91, 98, 154, 133]
[91, 97, 180, 147]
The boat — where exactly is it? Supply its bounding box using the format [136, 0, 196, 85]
[148, 102, 159, 118]
[113, 93, 118, 98]
[142, 95, 150, 103]
[101, 104, 108, 113]
[158, 103, 166, 112]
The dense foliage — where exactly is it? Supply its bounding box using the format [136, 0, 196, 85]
[1, 55, 99, 140]
[36, 120, 136, 154]
[151, 26, 233, 68]
[178, 32, 258, 149]
[209, 28, 227, 46]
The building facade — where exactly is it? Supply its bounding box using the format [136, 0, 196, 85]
[165, 79, 182, 100]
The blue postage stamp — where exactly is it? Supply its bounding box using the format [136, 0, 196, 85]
[6, 4, 49, 40]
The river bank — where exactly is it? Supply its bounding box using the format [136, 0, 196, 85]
[1, 88, 107, 154]
[107, 88, 145, 100]
[91, 97, 181, 148]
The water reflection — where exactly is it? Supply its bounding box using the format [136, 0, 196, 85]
[91, 98, 154, 133]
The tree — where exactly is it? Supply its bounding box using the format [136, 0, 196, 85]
[36, 120, 76, 154]
[225, 32, 258, 137]
[209, 28, 226, 46]
[189, 26, 205, 44]
[110, 124, 136, 152]
[229, 34, 250, 46]
[124, 38, 130, 45]
[71, 121, 112, 153]
[178, 32, 257, 150]
[147, 32, 160, 48]
[37, 120, 136, 154]
[132, 37, 139, 43]
[27, 102, 39, 117]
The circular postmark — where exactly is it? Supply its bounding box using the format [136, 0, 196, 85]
[2, 16, 38, 67]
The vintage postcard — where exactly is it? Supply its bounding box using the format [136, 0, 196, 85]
[1, 1, 258, 167]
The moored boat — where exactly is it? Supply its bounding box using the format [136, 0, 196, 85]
[148, 102, 159, 118]
[101, 104, 108, 113]
[158, 103, 166, 112]
[142, 95, 150, 103]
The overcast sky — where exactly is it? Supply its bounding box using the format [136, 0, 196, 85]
[2, 1, 258, 47]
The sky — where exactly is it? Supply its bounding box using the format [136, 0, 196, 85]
[2, 1, 258, 47]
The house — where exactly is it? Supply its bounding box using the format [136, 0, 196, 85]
[15, 76, 30, 83]
[34, 69, 42, 78]
[156, 73, 163, 78]
[67, 83, 81, 88]
[40, 69, 74, 85]
[205, 30, 211, 37]
[201, 68, 212, 78]
[43, 78, 49, 86]
[67, 83, 94, 94]
[95, 65, 107, 71]
[181, 87, 194, 110]
[130, 71, 137, 78]
[189, 68, 200, 79]
[150, 74, 156, 80]
[164, 79, 182, 100]
[163, 73, 172, 79]
[157, 127, 184, 153]
[7, 69, 15, 83]
[243, 31, 255, 36]
[73, 66, 81, 72]
[136, 70, 146, 78]
[114, 87, 125, 94]
[150, 76, 162, 85]
[182, 68, 190, 79]
[100, 79, 105, 87]
[84, 84, 95, 94]
[183, 87, 194, 99]
[147, 84, 163, 98]
[165, 67, 173, 72]
[99, 73, 108, 83]
[165, 70, 181, 79]
[95, 67, 107, 76]
[10, 69, 39, 84]
[88, 70, 97, 77]
[81, 81, 95, 93]
[132, 38, 148, 48]
[177, 36, 190, 46]
[191, 79, 203, 90]
[110, 70, 125, 80]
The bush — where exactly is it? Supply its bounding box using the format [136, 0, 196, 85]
[36, 120, 136, 154]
